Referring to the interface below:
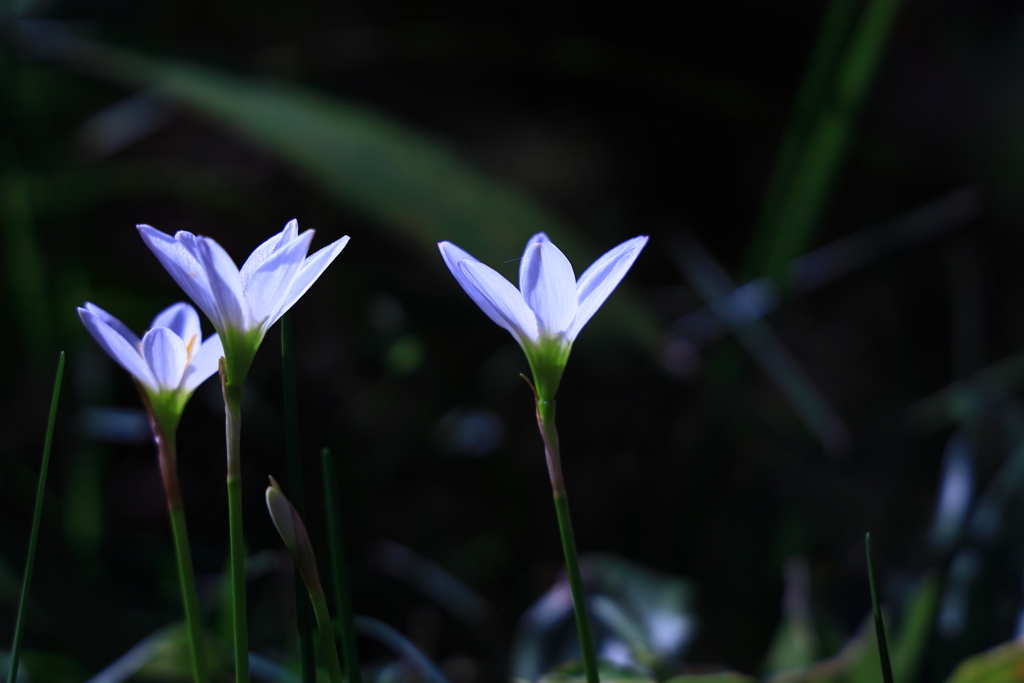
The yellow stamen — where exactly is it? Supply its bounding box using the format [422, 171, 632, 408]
[185, 334, 197, 365]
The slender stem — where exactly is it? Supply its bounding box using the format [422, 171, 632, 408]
[322, 448, 362, 683]
[535, 398, 599, 683]
[309, 587, 344, 683]
[149, 419, 208, 683]
[865, 533, 894, 683]
[221, 360, 249, 683]
[8, 351, 64, 683]
[281, 316, 317, 683]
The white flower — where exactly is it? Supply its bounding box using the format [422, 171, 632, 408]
[78, 302, 224, 424]
[138, 219, 349, 382]
[438, 233, 647, 397]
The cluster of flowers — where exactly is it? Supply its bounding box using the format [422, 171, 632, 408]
[81, 221, 646, 430]
[78, 219, 646, 683]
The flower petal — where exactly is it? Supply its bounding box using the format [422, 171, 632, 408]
[142, 327, 188, 392]
[83, 302, 141, 349]
[181, 333, 224, 393]
[245, 229, 315, 325]
[239, 219, 300, 289]
[438, 241, 516, 332]
[78, 307, 157, 390]
[137, 225, 220, 327]
[568, 235, 648, 340]
[270, 235, 350, 326]
[197, 237, 250, 331]
[458, 259, 539, 343]
[518, 232, 550, 288]
[151, 302, 201, 345]
[519, 240, 577, 338]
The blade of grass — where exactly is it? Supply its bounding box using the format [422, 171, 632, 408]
[351, 616, 448, 683]
[321, 448, 361, 683]
[280, 315, 316, 683]
[745, 0, 903, 282]
[8, 351, 65, 683]
[865, 533, 895, 683]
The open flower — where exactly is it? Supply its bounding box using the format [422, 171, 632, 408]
[438, 233, 647, 398]
[78, 302, 223, 429]
[138, 219, 349, 383]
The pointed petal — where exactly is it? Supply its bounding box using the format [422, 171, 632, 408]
[458, 259, 538, 343]
[83, 302, 140, 348]
[196, 237, 250, 331]
[239, 220, 300, 289]
[181, 333, 224, 393]
[137, 225, 220, 327]
[142, 327, 188, 392]
[78, 307, 158, 390]
[245, 230, 315, 324]
[568, 235, 648, 340]
[438, 241, 515, 332]
[520, 240, 577, 337]
[518, 233, 551, 290]
[151, 302, 201, 344]
[269, 235, 350, 325]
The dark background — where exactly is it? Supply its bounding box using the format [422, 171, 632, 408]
[2, 0, 1024, 681]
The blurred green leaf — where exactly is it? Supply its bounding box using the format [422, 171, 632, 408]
[539, 660, 656, 683]
[891, 573, 938, 683]
[744, 0, 902, 281]
[42, 32, 656, 348]
[944, 640, 1024, 683]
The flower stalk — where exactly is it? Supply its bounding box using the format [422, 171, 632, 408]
[220, 358, 249, 683]
[321, 448, 362, 683]
[532, 389, 599, 683]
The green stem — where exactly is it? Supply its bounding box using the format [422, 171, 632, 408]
[322, 449, 361, 683]
[8, 351, 64, 683]
[281, 316, 317, 683]
[865, 533, 894, 683]
[309, 588, 344, 683]
[222, 362, 249, 683]
[535, 398, 599, 683]
[168, 506, 209, 683]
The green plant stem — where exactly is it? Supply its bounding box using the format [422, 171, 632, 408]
[309, 587, 344, 683]
[535, 398, 599, 683]
[322, 449, 361, 683]
[865, 533, 894, 683]
[149, 418, 208, 683]
[221, 363, 249, 683]
[8, 351, 63, 683]
[281, 316, 317, 683]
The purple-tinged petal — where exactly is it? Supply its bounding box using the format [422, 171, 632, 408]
[270, 235, 350, 325]
[458, 259, 538, 343]
[245, 230, 314, 325]
[137, 225, 220, 327]
[520, 240, 577, 338]
[151, 302, 201, 345]
[239, 220, 300, 289]
[142, 327, 188, 392]
[181, 333, 224, 393]
[78, 307, 158, 390]
[196, 237, 250, 331]
[568, 235, 648, 340]
[83, 302, 140, 349]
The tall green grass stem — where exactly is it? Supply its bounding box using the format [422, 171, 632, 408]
[322, 448, 362, 683]
[309, 587, 344, 683]
[535, 398, 598, 683]
[281, 316, 317, 683]
[221, 360, 249, 683]
[865, 533, 894, 683]
[8, 351, 64, 683]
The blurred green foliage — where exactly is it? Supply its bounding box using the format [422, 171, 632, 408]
[5, 0, 1024, 682]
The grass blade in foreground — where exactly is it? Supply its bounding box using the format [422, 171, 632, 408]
[865, 532, 895, 683]
[322, 448, 362, 683]
[281, 315, 316, 683]
[8, 351, 65, 683]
